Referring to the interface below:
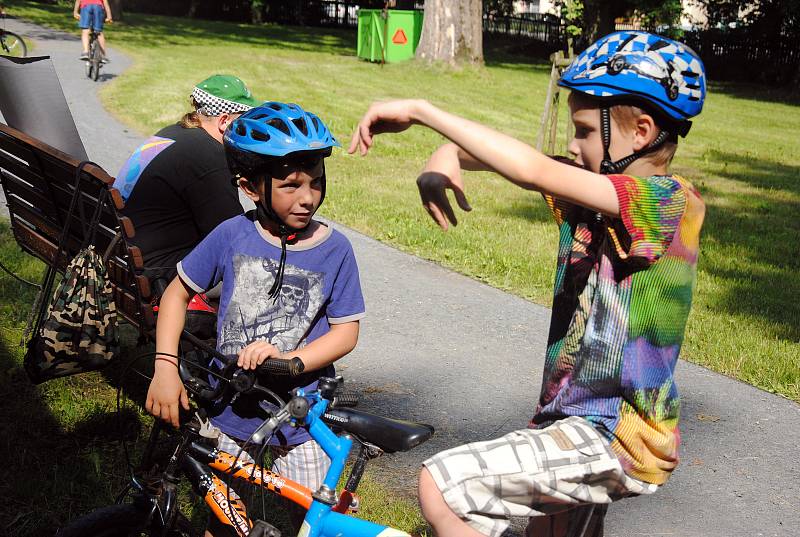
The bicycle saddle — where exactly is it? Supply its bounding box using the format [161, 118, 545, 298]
[322, 407, 434, 453]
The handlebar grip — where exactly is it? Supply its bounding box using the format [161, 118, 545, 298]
[257, 357, 305, 377]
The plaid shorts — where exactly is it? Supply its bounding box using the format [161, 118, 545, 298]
[217, 432, 331, 491]
[423, 416, 658, 537]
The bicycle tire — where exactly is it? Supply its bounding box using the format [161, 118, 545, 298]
[56, 503, 197, 537]
[90, 39, 101, 81]
[0, 30, 27, 58]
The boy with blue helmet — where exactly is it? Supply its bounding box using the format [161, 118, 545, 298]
[147, 102, 365, 534]
[351, 31, 706, 537]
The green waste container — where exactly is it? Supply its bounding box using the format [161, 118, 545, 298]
[357, 9, 423, 63]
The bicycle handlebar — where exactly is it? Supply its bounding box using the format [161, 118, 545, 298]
[178, 329, 306, 403]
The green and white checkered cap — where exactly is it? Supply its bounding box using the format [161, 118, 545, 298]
[191, 74, 260, 116]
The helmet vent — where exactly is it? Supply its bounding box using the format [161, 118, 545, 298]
[292, 118, 308, 136]
[235, 124, 247, 136]
[251, 130, 270, 142]
[649, 40, 670, 51]
[251, 113, 268, 120]
[312, 117, 320, 131]
[268, 103, 283, 111]
[267, 118, 291, 136]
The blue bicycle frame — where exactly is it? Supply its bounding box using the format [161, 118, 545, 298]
[294, 389, 411, 537]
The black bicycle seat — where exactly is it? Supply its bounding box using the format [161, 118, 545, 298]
[322, 407, 434, 453]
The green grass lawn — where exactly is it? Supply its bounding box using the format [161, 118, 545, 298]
[2, 0, 800, 534]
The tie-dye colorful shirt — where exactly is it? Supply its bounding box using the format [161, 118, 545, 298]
[530, 174, 705, 485]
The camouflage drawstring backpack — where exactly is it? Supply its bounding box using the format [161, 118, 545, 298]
[23, 161, 120, 384]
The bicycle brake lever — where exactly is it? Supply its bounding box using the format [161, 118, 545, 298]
[251, 407, 290, 445]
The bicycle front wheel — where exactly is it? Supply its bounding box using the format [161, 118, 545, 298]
[0, 31, 27, 58]
[90, 40, 102, 81]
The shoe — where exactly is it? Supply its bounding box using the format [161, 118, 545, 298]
[79, 52, 89, 60]
[101, 56, 110, 64]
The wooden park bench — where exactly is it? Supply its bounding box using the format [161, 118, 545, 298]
[0, 122, 156, 339]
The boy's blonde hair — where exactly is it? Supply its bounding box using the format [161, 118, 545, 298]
[568, 92, 678, 168]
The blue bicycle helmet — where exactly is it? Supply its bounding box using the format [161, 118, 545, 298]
[224, 102, 340, 299]
[559, 31, 706, 173]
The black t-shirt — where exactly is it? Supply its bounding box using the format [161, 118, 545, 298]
[120, 123, 243, 285]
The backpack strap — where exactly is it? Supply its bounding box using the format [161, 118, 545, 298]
[22, 161, 100, 345]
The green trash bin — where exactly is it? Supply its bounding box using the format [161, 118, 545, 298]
[357, 9, 423, 63]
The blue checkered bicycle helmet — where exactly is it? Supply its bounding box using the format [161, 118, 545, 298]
[559, 31, 706, 173]
[224, 102, 340, 298]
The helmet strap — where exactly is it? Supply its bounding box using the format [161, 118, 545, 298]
[598, 106, 671, 175]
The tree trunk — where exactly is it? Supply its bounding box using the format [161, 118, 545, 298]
[415, 0, 483, 65]
[108, 0, 123, 22]
[251, 2, 264, 24]
[582, 0, 618, 44]
[187, 0, 201, 18]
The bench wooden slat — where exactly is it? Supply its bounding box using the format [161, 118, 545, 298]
[1, 168, 59, 216]
[0, 152, 52, 194]
[0, 131, 42, 173]
[5, 186, 123, 260]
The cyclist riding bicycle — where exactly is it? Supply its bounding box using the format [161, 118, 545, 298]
[73, 0, 112, 62]
[147, 102, 366, 534]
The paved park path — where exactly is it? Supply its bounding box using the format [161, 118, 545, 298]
[2, 16, 798, 537]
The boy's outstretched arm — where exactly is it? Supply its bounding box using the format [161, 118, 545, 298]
[146, 277, 193, 427]
[349, 99, 620, 217]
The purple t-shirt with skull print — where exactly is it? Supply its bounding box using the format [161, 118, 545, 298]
[177, 212, 365, 445]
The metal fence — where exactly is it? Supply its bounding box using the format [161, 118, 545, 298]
[683, 29, 799, 83]
[484, 13, 562, 44]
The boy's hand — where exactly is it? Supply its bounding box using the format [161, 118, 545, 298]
[146, 363, 189, 428]
[238, 340, 282, 370]
[73, 12, 80, 20]
[417, 144, 472, 230]
[348, 99, 424, 156]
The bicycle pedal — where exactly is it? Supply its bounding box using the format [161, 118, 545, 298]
[249, 520, 281, 537]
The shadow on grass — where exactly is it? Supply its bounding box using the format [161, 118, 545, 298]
[483, 35, 559, 72]
[708, 80, 800, 107]
[698, 150, 800, 341]
[0, 339, 127, 536]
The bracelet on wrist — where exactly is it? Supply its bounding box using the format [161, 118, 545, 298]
[154, 355, 179, 367]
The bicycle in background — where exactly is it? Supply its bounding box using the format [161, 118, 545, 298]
[0, 13, 27, 58]
[84, 27, 102, 81]
[56, 334, 435, 536]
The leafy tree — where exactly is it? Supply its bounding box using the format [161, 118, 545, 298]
[559, 0, 684, 43]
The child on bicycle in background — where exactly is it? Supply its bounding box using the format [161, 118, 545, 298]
[350, 31, 706, 536]
[73, 0, 112, 62]
[146, 102, 365, 534]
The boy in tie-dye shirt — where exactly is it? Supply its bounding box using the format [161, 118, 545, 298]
[350, 31, 706, 537]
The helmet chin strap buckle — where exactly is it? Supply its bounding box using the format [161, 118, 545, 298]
[600, 159, 617, 174]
